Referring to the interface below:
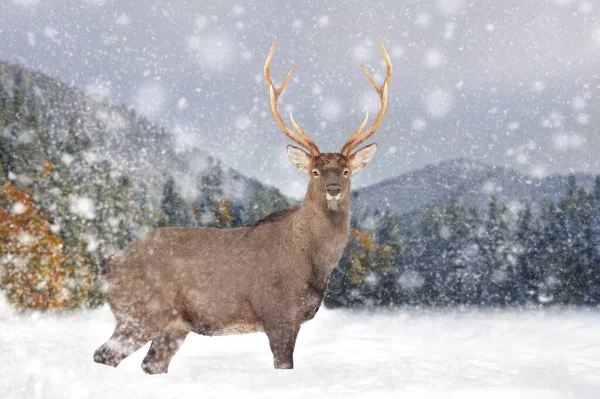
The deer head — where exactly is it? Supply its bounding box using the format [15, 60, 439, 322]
[264, 37, 392, 211]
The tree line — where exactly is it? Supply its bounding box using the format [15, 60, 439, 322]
[326, 175, 600, 308]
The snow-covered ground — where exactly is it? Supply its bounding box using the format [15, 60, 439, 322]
[2, 307, 599, 398]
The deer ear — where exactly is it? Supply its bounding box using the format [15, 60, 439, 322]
[349, 143, 378, 173]
[286, 145, 311, 173]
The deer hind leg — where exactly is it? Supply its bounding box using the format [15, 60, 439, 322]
[93, 322, 156, 368]
[141, 320, 189, 375]
[264, 321, 300, 369]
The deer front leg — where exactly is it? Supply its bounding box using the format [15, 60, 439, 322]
[264, 321, 300, 369]
[141, 327, 188, 375]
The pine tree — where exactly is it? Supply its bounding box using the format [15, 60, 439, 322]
[516, 205, 544, 305]
[588, 176, 600, 305]
[159, 177, 188, 227]
[249, 181, 271, 222]
[555, 185, 591, 304]
[479, 198, 521, 306]
[417, 205, 445, 306]
[375, 212, 405, 306]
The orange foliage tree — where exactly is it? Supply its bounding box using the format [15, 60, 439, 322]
[0, 182, 81, 309]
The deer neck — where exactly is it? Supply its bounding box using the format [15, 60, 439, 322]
[297, 194, 350, 236]
[293, 194, 351, 288]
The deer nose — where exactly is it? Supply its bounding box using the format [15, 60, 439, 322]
[326, 184, 341, 196]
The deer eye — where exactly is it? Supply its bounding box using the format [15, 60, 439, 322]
[343, 169, 349, 176]
[312, 170, 319, 177]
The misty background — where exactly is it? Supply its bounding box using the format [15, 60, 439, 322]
[1, 0, 598, 199]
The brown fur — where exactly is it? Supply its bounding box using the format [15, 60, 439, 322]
[93, 153, 356, 372]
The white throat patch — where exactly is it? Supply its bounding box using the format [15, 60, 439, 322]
[326, 193, 342, 211]
[326, 193, 342, 201]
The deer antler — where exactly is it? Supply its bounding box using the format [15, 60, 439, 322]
[264, 38, 320, 156]
[341, 36, 392, 156]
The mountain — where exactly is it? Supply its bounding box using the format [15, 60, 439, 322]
[0, 62, 288, 212]
[352, 158, 597, 218]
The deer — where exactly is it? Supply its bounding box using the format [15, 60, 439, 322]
[93, 36, 392, 373]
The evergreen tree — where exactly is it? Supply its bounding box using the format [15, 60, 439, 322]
[478, 198, 521, 306]
[588, 176, 600, 304]
[159, 177, 188, 227]
[375, 212, 405, 306]
[516, 205, 544, 305]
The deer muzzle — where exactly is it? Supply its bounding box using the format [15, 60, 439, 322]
[326, 184, 341, 201]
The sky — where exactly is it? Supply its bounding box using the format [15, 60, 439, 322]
[0, 0, 599, 199]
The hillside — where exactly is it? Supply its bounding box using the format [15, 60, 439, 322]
[0, 62, 289, 308]
[352, 158, 596, 218]
[0, 62, 288, 213]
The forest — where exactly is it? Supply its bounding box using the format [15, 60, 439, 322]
[1, 68, 600, 311]
[327, 176, 600, 308]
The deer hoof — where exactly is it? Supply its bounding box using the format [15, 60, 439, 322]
[93, 346, 117, 367]
[141, 361, 168, 375]
[274, 361, 293, 369]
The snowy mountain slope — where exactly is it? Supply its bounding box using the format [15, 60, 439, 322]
[0, 62, 288, 210]
[352, 158, 597, 218]
[1, 307, 598, 398]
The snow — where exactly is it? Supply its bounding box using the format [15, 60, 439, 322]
[320, 98, 343, 121]
[86, 81, 112, 102]
[531, 80, 546, 92]
[579, 1, 593, 13]
[352, 44, 371, 62]
[415, 13, 432, 28]
[186, 34, 234, 71]
[235, 114, 252, 131]
[398, 271, 424, 290]
[577, 113, 590, 125]
[11, 0, 40, 7]
[592, 26, 600, 43]
[552, 133, 585, 151]
[232, 5, 245, 16]
[424, 49, 444, 69]
[26, 32, 36, 47]
[11, 202, 27, 215]
[177, 97, 188, 111]
[317, 15, 329, 28]
[279, 180, 305, 201]
[571, 96, 586, 111]
[115, 13, 130, 26]
[411, 118, 426, 131]
[530, 165, 548, 179]
[425, 88, 452, 118]
[553, 0, 573, 7]
[69, 196, 96, 220]
[592, 27, 600, 44]
[195, 15, 208, 30]
[134, 82, 167, 119]
[1, 307, 599, 398]
[443, 22, 457, 40]
[43, 27, 59, 40]
[437, 0, 465, 15]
